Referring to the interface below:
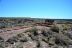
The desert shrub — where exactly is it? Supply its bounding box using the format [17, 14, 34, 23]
[64, 31, 72, 39]
[55, 38, 68, 46]
[41, 30, 48, 37]
[0, 44, 4, 48]
[50, 25, 59, 33]
[0, 37, 4, 48]
[32, 28, 38, 36]
[19, 37, 28, 42]
[42, 37, 48, 43]
[17, 33, 24, 38]
[16, 44, 23, 48]
[41, 32, 46, 36]
[30, 27, 38, 32]
[0, 43, 4, 48]
[18, 46, 23, 48]
[55, 34, 72, 46]
[62, 24, 71, 30]
[19, 35, 29, 42]
[41, 28, 46, 33]
[26, 27, 37, 32]
[6, 36, 18, 44]
[0, 26, 6, 29]
[25, 27, 38, 36]
[0, 37, 4, 42]
[4, 42, 9, 47]
[37, 41, 40, 48]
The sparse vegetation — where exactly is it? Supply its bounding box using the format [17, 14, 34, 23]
[62, 24, 71, 30]
[0, 18, 72, 48]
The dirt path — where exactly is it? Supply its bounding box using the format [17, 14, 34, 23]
[0, 27, 32, 41]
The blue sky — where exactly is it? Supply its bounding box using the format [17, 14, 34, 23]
[0, 0, 72, 19]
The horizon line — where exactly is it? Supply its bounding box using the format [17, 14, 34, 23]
[0, 17, 72, 19]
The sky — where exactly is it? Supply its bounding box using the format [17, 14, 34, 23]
[0, 0, 72, 19]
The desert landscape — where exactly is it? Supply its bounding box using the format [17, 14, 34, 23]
[0, 18, 72, 48]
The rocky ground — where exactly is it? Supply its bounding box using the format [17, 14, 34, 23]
[0, 24, 72, 48]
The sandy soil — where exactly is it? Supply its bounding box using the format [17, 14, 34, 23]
[0, 26, 32, 41]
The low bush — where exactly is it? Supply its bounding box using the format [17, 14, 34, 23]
[50, 25, 59, 33]
[6, 36, 18, 44]
[17, 33, 24, 38]
[0, 37, 4, 42]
